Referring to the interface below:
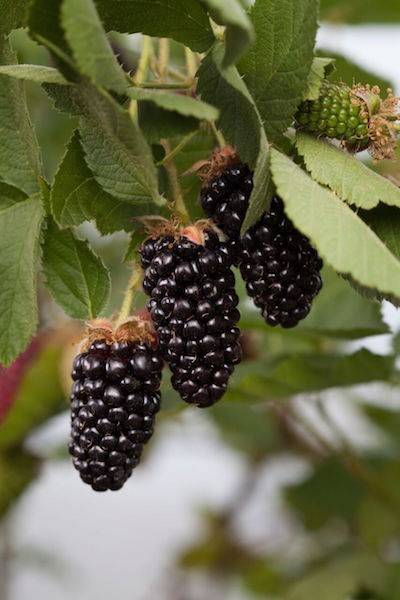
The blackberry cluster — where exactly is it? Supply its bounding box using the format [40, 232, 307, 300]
[240, 198, 323, 328]
[69, 339, 162, 492]
[295, 82, 370, 150]
[200, 158, 323, 328]
[140, 229, 242, 407]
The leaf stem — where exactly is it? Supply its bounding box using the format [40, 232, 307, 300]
[158, 38, 170, 82]
[134, 36, 152, 86]
[161, 139, 190, 225]
[115, 262, 143, 327]
[210, 121, 226, 148]
[185, 47, 198, 79]
[157, 130, 198, 166]
[138, 80, 195, 90]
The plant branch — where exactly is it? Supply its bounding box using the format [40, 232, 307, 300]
[115, 262, 143, 327]
[157, 130, 198, 166]
[138, 80, 195, 90]
[161, 139, 190, 225]
[210, 121, 226, 149]
[158, 38, 170, 82]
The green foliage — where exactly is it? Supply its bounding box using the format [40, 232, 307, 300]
[0, 0, 31, 35]
[320, 0, 400, 24]
[95, 0, 215, 52]
[270, 149, 400, 306]
[0, 38, 42, 195]
[296, 134, 400, 210]
[0, 63, 67, 84]
[51, 131, 154, 233]
[199, 0, 254, 66]
[0, 196, 43, 366]
[42, 218, 111, 319]
[198, 42, 273, 231]
[0, 451, 39, 518]
[239, 0, 318, 144]
[61, 0, 128, 94]
[303, 57, 336, 101]
[129, 88, 219, 122]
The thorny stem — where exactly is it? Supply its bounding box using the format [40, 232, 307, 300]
[115, 262, 143, 328]
[210, 121, 226, 149]
[157, 130, 198, 166]
[161, 139, 190, 225]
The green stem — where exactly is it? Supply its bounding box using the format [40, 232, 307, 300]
[210, 121, 226, 148]
[157, 130, 198, 166]
[161, 140, 190, 225]
[134, 36, 152, 86]
[138, 81, 194, 90]
[115, 263, 143, 328]
[158, 38, 170, 82]
[185, 47, 198, 79]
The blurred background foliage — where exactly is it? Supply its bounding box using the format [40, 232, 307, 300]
[1, 3, 400, 599]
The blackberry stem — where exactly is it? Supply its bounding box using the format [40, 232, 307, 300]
[138, 81, 194, 90]
[158, 38, 170, 82]
[161, 139, 190, 224]
[157, 130, 198, 166]
[130, 36, 152, 121]
[210, 121, 226, 149]
[116, 262, 143, 327]
[185, 47, 198, 79]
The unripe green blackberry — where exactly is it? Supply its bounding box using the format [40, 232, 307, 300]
[295, 81, 400, 160]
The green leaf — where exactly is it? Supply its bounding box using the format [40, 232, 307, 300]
[238, 0, 318, 144]
[28, 0, 69, 55]
[0, 63, 68, 84]
[246, 350, 394, 399]
[0, 38, 42, 195]
[95, 0, 215, 52]
[362, 206, 400, 261]
[124, 229, 148, 263]
[128, 88, 219, 121]
[61, 0, 128, 94]
[197, 42, 273, 232]
[286, 459, 365, 529]
[51, 131, 158, 234]
[77, 84, 163, 205]
[303, 56, 335, 101]
[199, 0, 254, 66]
[320, 0, 400, 24]
[0, 338, 65, 450]
[211, 402, 282, 457]
[139, 102, 199, 144]
[0, 181, 28, 210]
[0, 451, 39, 519]
[0, 196, 43, 366]
[0, 0, 31, 34]
[296, 134, 400, 210]
[286, 552, 388, 600]
[42, 218, 111, 319]
[297, 267, 388, 339]
[270, 149, 400, 305]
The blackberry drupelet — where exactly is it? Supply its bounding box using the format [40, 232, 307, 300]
[199, 148, 323, 328]
[140, 225, 242, 408]
[240, 197, 323, 328]
[69, 322, 162, 492]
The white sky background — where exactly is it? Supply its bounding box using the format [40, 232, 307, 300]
[5, 25, 400, 600]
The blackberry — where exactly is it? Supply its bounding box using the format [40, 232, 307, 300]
[140, 224, 242, 408]
[240, 198, 323, 328]
[295, 81, 400, 160]
[69, 320, 162, 492]
[199, 148, 323, 328]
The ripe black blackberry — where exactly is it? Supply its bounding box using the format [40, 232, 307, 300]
[69, 319, 162, 492]
[140, 223, 242, 408]
[199, 148, 323, 328]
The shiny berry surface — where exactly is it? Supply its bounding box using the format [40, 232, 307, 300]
[140, 230, 242, 408]
[69, 339, 162, 492]
[200, 160, 323, 328]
